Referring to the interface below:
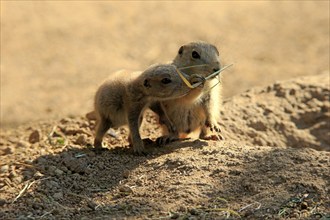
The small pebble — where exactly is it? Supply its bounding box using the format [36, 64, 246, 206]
[3, 147, 14, 155]
[48, 166, 56, 175]
[33, 171, 44, 178]
[29, 130, 41, 144]
[22, 170, 33, 180]
[319, 158, 328, 164]
[87, 200, 98, 210]
[53, 192, 63, 200]
[0, 165, 9, 173]
[170, 212, 179, 219]
[119, 185, 133, 194]
[0, 199, 6, 206]
[189, 208, 199, 215]
[9, 169, 17, 178]
[47, 180, 60, 189]
[85, 112, 96, 121]
[54, 169, 64, 176]
[300, 202, 308, 210]
[75, 135, 87, 145]
[12, 176, 23, 184]
[60, 118, 72, 124]
[17, 140, 30, 148]
[122, 170, 130, 178]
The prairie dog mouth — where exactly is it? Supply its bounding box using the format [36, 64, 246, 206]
[176, 64, 233, 89]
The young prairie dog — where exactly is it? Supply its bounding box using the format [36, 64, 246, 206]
[152, 41, 222, 141]
[93, 64, 195, 155]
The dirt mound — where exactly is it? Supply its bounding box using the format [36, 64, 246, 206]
[221, 73, 330, 151]
[0, 75, 329, 219]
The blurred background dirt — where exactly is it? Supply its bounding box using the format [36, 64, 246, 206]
[1, 1, 329, 128]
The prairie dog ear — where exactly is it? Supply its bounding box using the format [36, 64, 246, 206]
[178, 46, 184, 56]
[212, 45, 219, 56]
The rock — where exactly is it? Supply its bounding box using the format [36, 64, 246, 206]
[0, 199, 6, 206]
[248, 120, 267, 131]
[80, 121, 90, 128]
[60, 166, 69, 173]
[22, 170, 33, 180]
[84, 167, 93, 175]
[17, 140, 30, 148]
[63, 156, 88, 174]
[107, 129, 119, 138]
[170, 212, 179, 219]
[229, 170, 242, 176]
[122, 170, 130, 178]
[9, 169, 17, 179]
[2, 147, 14, 155]
[318, 158, 328, 164]
[300, 202, 308, 210]
[119, 185, 133, 194]
[189, 208, 199, 215]
[74, 135, 87, 146]
[60, 118, 73, 124]
[29, 130, 41, 144]
[47, 180, 60, 189]
[61, 125, 87, 136]
[12, 176, 23, 184]
[0, 165, 9, 173]
[87, 200, 98, 210]
[48, 165, 57, 175]
[85, 111, 96, 121]
[53, 192, 63, 200]
[33, 171, 44, 178]
[54, 169, 64, 176]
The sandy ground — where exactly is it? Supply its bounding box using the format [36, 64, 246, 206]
[0, 74, 329, 219]
[1, 1, 329, 127]
[0, 1, 329, 219]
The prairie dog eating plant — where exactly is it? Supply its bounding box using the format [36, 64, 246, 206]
[152, 41, 223, 141]
[93, 64, 196, 154]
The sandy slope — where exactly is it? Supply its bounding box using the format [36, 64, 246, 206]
[0, 74, 329, 219]
[221, 73, 330, 151]
[1, 1, 329, 127]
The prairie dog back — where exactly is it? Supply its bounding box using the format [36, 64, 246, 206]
[94, 70, 141, 127]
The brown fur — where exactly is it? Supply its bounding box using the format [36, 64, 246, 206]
[93, 64, 192, 154]
[151, 41, 222, 141]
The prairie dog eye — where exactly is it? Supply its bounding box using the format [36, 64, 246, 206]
[161, 78, 172, 84]
[192, 51, 200, 59]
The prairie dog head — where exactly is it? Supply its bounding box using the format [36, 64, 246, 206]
[140, 64, 192, 100]
[172, 41, 221, 77]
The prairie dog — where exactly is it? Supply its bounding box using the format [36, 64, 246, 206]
[152, 41, 222, 141]
[93, 64, 194, 154]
